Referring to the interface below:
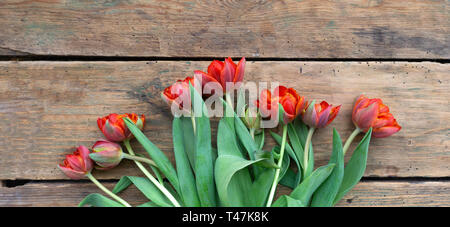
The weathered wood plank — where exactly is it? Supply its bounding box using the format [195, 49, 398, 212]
[0, 61, 448, 179]
[0, 0, 448, 58]
[1, 181, 448, 207]
[0, 181, 148, 207]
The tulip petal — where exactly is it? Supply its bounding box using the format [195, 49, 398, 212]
[220, 58, 235, 91]
[194, 70, 219, 87]
[326, 105, 341, 126]
[372, 112, 395, 129]
[317, 105, 332, 128]
[66, 154, 84, 172]
[104, 120, 126, 142]
[207, 60, 224, 81]
[234, 57, 246, 83]
[78, 145, 93, 172]
[372, 125, 401, 138]
[58, 165, 86, 180]
[302, 101, 318, 128]
[295, 96, 306, 116]
[353, 102, 379, 132]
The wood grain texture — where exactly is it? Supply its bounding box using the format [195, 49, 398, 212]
[0, 0, 448, 58]
[0, 61, 448, 180]
[1, 181, 448, 207]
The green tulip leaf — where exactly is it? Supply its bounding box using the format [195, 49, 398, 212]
[310, 128, 344, 207]
[215, 154, 267, 207]
[279, 169, 298, 189]
[254, 149, 278, 169]
[123, 118, 180, 194]
[287, 123, 305, 168]
[293, 116, 309, 145]
[78, 193, 124, 207]
[215, 117, 255, 207]
[181, 116, 196, 168]
[113, 176, 173, 207]
[254, 129, 265, 151]
[250, 168, 276, 206]
[173, 117, 201, 207]
[235, 114, 258, 160]
[272, 195, 306, 207]
[289, 164, 335, 206]
[334, 128, 372, 205]
[189, 83, 216, 207]
[137, 201, 160, 207]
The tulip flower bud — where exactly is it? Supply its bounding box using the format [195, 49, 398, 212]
[256, 86, 305, 125]
[97, 113, 145, 142]
[352, 95, 401, 138]
[161, 77, 193, 115]
[302, 100, 341, 128]
[242, 107, 262, 133]
[58, 146, 93, 180]
[89, 140, 124, 170]
[195, 57, 246, 93]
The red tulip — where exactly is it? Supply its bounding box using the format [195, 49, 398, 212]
[302, 100, 341, 128]
[194, 57, 246, 93]
[161, 76, 194, 114]
[90, 140, 123, 170]
[97, 113, 145, 142]
[352, 95, 401, 138]
[256, 86, 305, 124]
[58, 146, 93, 180]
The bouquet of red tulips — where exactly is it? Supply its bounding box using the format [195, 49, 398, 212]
[58, 57, 401, 207]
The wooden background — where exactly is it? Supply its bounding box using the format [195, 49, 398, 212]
[0, 0, 448, 206]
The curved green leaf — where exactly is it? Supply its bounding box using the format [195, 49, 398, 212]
[123, 118, 180, 194]
[290, 164, 335, 206]
[293, 116, 308, 145]
[254, 130, 265, 151]
[272, 195, 305, 207]
[292, 117, 314, 180]
[334, 128, 372, 205]
[190, 83, 216, 207]
[181, 116, 196, 167]
[215, 155, 266, 207]
[279, 169, 297, 189]
[137, 201, 159, 207]
[173, 117, 201, 207]
[235, 116, 258, 160]
[250, 168, 275, 206]
[112, 176, 132, 194]
[113, 176, 173, 207]
[78, 193, 124, 207]
[287, 123, 305, 168]
[310, 128, 344, 207]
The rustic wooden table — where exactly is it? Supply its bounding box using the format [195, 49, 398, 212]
[0, 0, 448, 207]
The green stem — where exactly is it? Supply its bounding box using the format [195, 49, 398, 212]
[266, 124, 288, 207]
[343, 128, 361, 156]
[250, 128, 255, 140]
[123, 139, 181, 207]
[122, 153, 157, 167]
[225, 93, 234, 117]
[303, 127, 315, 177]
[86, 172, 131, 207]
[191, 113, 196, 134]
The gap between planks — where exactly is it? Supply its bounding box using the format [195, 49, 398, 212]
[3, 177, 450, 188]
[1, 180, 449, 206]
[0, 56, 448, 63]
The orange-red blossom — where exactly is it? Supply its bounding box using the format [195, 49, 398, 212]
[352, 95, 401, 138]
[256, 86, 305, 124]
